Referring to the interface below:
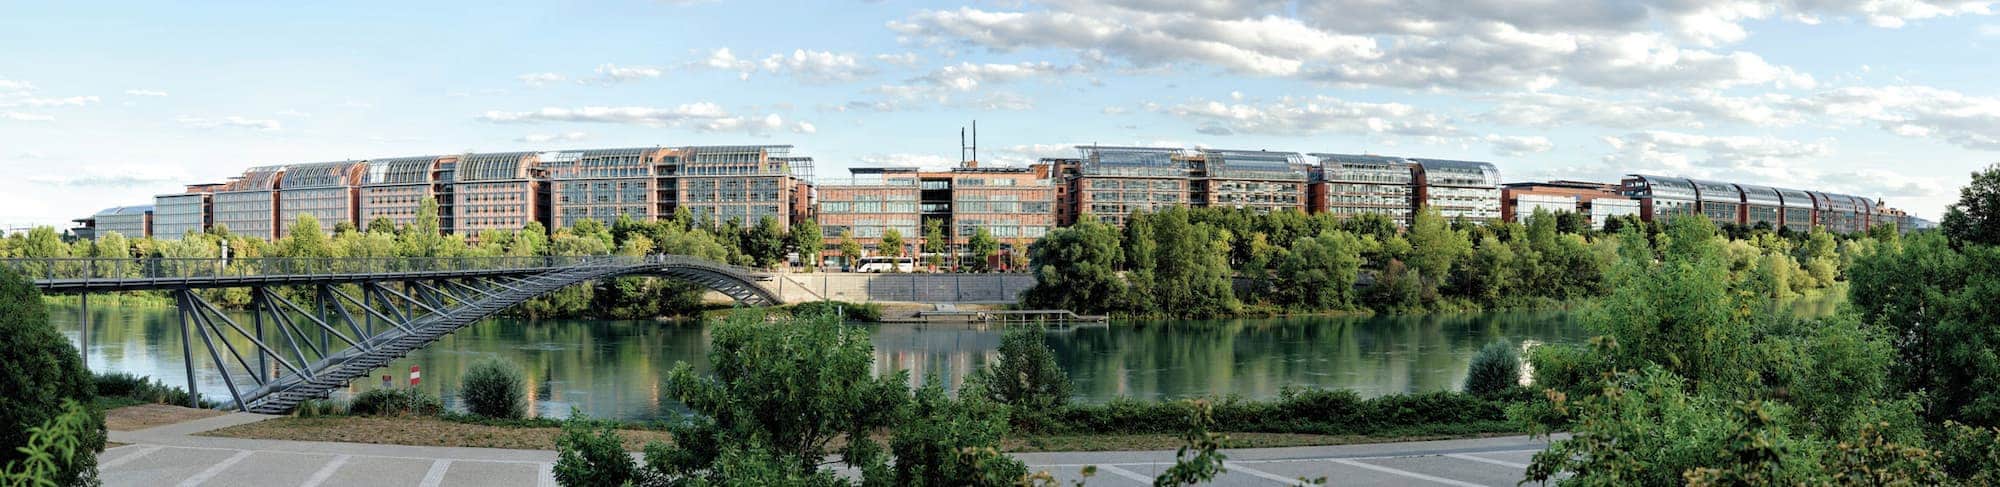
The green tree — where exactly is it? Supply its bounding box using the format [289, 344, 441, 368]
[746, 215, 786, 268]
[1123, 211, 1160, 314]
[923, 218, 948, 270]
[277, 214, 336, 262]
[977, 327, 1071, 411]
[1849, 232, 2000, 426]
[890, 380, 1028, 486]
[459, 358, 527, 419]
[791, 218, 823, 271]
[881, 228, 905, 260]
[1943, 163, 2000, 246]
[1463, 341, 1520, 397]
[1405, 206, 1472, 303]
[652, 311, 907, 480]
[1022, 217, 1125, 314]
[838, 231, 863, 270]
[366, 216, 397, 234]
[968, 227, 999, 273]
[0, 269, 104, 486]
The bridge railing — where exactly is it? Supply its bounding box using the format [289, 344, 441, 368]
[0, 255, 644, 283]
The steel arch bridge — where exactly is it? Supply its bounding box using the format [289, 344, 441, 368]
[3, 254, 783, 414]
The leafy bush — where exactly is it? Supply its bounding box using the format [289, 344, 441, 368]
[347, 388, 442, 417]
[553, 411, 637, 487]
[292, 399, 347, 418]
[0, 269, 103, 487]
[94, 372, 212, 408]
[1463, 341, 1521, 397]
[0, 400, 99, 487]
[979, 327, 1072, 412]
[1039, 388, 1516, 437]
[460, 358, 527, 419]
[890, 380, 1027, 486]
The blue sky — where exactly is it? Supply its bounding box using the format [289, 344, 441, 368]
[3, 0, 1997, 227]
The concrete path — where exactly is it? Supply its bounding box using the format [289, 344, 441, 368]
[101, 413, 1552, 486]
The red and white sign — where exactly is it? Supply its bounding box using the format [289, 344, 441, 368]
[409, 365, 422, 386]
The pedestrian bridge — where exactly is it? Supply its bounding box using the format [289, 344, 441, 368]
[0, 254, 783, 413]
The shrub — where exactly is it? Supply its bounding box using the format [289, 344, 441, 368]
[347, 388, 442, 417]
[460, 358, 527, 419]
[889, 380, 1027, 486]
[0, 269, 103, 487]
[0, 400, 99, 486]
[785, 300, 882, 322]
[1464, 341, 1522, 397]
[979, 326, 1072, 413]
[292, 399, 347, 418]
[94, 372, 211, 408]
[553, 411, 637, 487]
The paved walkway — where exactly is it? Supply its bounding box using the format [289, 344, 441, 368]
[101, 413, 1552, 486]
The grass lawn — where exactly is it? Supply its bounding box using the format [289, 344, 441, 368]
[104, 404, 226, 432]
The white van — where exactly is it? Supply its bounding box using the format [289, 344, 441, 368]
[855, 257, 915, 273]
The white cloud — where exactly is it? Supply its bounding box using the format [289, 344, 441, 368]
[1485, 135, 1555, 157]
[479, 104, 807, 135]
[1478, 91, 1805, 129]
[0, 78, 33, 92]
[1161, 95, 1460, 138]
[887, 0, 1985, 90]
[760, 50, 872, 82]
[0, 95, 100, 108]
[175, 116, 281, 131]
[592, 63, 663, 83]
[123, 89, 168, 97]
[2, 111, 54, 121]
[516, 131, 589, 143]
[1785, 85, 2000, 150]
[1983, 24, 2000, 36]
[517, 72, 567, 86]
[1600, 130, 1831, 179]
[875, 52, 922, 66]
[793, 121, 817, 134]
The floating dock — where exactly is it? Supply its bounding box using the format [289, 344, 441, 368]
[886, 309, 1109, 324]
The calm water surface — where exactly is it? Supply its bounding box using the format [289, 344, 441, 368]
[51, 295, 1839, 421]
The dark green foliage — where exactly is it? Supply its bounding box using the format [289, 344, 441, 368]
[1463, 342, 1520, 397]
[1850, 231, 2000, 426]
[1022, 216, 1124, 314]
[347, 388, 443, 417]
[652, 311, 907, 480]
[93, 372, 210, 408]
[0, 400, 99, 487]
[1943, 163, 2000, 247]
[0, 269, 103, 487]
[553, 411, 637, 487]
[745, 215, 787, 268]
[460, 358, 527, 419]
[1037, 388, 1513, 437]
[978, 327, 1072, 412]
[890, 380, 1028, 486]
[791, 219, 823, 271]
[968, 227, 1000, 272]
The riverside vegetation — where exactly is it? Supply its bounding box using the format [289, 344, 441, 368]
[1023, 203, 1872, 319]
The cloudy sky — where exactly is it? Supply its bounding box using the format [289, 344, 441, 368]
[3, 0, 1997, 227]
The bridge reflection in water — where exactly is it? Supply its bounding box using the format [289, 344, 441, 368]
[2, 254, 781, 414]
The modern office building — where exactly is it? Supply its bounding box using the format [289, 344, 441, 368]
[818, 167, 922, 260]
[818, 164, 1054, 268]
[1061, 146, 1190, 227]
[1499, 181, 1639, 229]
[212, 166, 286, 240]
[1620, 174, 1882, 233]
[1189, 149, 1309, 213]
[359, 155, 452, 230]
[673, 145, 812, 230]
[87, 205, 153, 240]
[1412, 159, 1503, 223]
[1310, 154, 1419, 227]
[544, 147, 664, 229]
[277, 161, 367, 237]
[452, 152, 545, 234]
[152, 183, 222, 239]
[1032, 158, 1084, 226]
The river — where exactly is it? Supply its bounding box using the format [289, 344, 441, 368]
[50, 294, 1841, 421]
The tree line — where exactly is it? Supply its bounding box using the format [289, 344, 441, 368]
[1022, 204, 1877, 318]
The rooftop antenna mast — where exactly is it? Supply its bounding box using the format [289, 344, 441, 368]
[971, 120, 978, 168]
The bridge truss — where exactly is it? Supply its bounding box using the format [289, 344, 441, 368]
[4, 254, 782, 413]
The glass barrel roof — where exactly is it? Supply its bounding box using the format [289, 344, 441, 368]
[1311, 153, 1415, 183]
[1734, 184, 1782, 206]
[94, 205, 154, 216]
[1201, 149, 1306, 180]
[457, 152, 535, 181]
[1775, 187, 1816, 208]
[1629, 175, 1698, 200]
[281, 161, 365, 189]
[1412, 158, 1499, 187]
[1076, 145, 1186, 177]
[223, 166, 285, 192]
[1687, 178, 1741, 203]
[364, 156, 439, 185]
